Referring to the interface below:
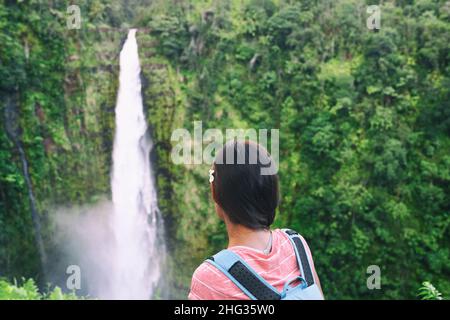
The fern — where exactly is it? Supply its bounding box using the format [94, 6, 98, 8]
[418, 281, 443, 300]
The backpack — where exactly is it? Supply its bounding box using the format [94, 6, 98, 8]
[205, 229, 324, 300]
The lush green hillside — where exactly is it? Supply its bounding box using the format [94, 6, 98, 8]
[1, 0, 449, 299]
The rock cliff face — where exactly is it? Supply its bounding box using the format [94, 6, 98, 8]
[0, 1, 121, 283]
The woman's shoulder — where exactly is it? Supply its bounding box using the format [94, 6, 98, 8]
[189, 260, 246, 300]
[191, 261, 217, 282]
[274, 228, 311, 244]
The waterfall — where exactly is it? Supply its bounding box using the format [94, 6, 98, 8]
[4, 93, 47, 281]
[109, 29, 163, 299]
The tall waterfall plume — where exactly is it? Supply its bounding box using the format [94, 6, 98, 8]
[110, 28, 164, 299]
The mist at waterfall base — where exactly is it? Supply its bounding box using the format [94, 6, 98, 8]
[48, 30, 165, 299]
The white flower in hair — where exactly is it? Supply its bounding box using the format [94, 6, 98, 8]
[209, 169, 215, 183]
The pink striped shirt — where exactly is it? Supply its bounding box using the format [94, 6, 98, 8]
[188, 229, 317, 300]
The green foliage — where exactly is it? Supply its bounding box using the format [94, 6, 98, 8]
[148, 14, 189, 59]
[0, 0, 119, 280]
[418, 281, 444, 300]
[0, 278, 81, 300]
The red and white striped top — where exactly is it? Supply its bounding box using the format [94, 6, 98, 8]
[188, 229, 317, 300]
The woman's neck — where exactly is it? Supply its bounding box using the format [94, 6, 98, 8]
[226, 222, 271, 252]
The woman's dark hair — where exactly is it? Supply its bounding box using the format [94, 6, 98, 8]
[211, 140, 279, 230]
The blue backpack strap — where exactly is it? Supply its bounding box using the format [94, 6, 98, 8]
[206, 249, 281, 300]
[282, 229, 315, 287]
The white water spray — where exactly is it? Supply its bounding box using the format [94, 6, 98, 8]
[109, 29, 163, 299]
